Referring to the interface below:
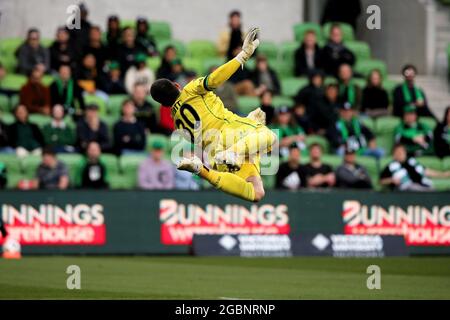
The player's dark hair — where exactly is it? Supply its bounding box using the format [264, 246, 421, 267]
[150, 79, 180, 107]
[402, 64, 417, 75]
[309, 143, 322, 152]
[229, 10, 241, 18]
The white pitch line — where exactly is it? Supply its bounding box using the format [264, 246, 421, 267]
[219, 297, 252, 300]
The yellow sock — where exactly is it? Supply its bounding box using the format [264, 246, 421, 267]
[199, 167, 255, 202]
[229, 127, 276, 156]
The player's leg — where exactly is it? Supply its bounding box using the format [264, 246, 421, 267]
[235, 162, 265, 202]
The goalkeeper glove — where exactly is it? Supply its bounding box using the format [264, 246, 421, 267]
[235, 27, 260, 66]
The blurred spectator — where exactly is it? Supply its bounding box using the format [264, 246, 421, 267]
[361, 69, 389, 117]
[336, 147, 372, 189]
[98, 61, 127, 94]
[0, 162, 6, 189]
[0, 116, 12, 153]
[218, 10, 244, 60]
[131, 83, 158, 132]
[259, 90, 275, 125]
[49, 27, 76, 72]
[270, 106, 306, 158]
[118, 27, 145, 74]
[337, 63, 361, 111]
[175, 147, 201, 190]
[276, 144, 306, 190]
[393, 64, 434, 118]
[292, 103, 313, 134]
[67, 3, 91, 55]
[157, 46, 177, 79]
[250, 55, 281, 95]
[16, 28, 50, 75]
[433, 106, 450, 158]
[36, 147, 69, 190]
[328, 102, 383, 158]
[113, 99, 146, 154]
[50, 64, 85, 116]
[321, 24, 355, 77]
[303, 143, 336, 188]
[380, 144, 450, 191]
[229, 46, 255, 95]
[19, 65, 51, 115]
[81, 141, 109, 189]
[294, 30, 323, 77]
[166, 58, 189, 84]
[311, 83, 339, 134]
[321, 0, 362, 30]
[83, 25, 108, 71]
[211, 66, 238, 112]
[125, 53, 155, 94]
[394, 104, 433, 157]
[76, 104, 110, 152]
[106, 15, 122, 60]
[76, 53, 100, 94]
[42, 104, 76, 153]
[295, 69, 325, 122]
[138, 140, 174, 190]
[9, 104, 44, 157]
[135, 17, 158, 56]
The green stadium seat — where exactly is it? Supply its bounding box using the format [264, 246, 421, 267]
[280, 41, 300, 67]
[108, 172, 128, 190]
[146, 56, 161, 71]
[375, 116, 401, 134]
[322, 22, 355, 42]
[0, 112, 15, 124]
[305, 135, 330, 154]
[376, 134, 395, 156]
[355, 155, 379, 185]
[0, 74, 27, 91]
[84, 94, 107, 115]
[379, 157, 393, 172]
[443, 157, 450, 170]
[321, 155, 342, 169]
[345, 41, 371, 60]
[120, 19, 135, 29]
[187, 40, 217, 59]
[100, 154, 120, 176]
[420, 117, 437, 131]
[261, 174, 276, 190]
[257, 41, 279, 60]
[0, 94, 10, 112]
[100, 114, 119, 137]
[149, 21, 172, 42]
[272, 96, 294, 108]
[21, 155, 41, 179]
[280, 77, 308, 97]
[270, 59, 294, 79]
[119, 154, 147, 189]
[40, 38, 53, 48]
[29, 114, 51, 129]
[354, 59, 388, 78]
[182, 57, 203, 76]
[432, 178, 450, 191]
[10, 94, 19, 108]
[352, 78, 366, 89]
[202, 57, 225, 74]
[382, 79, 399, 102]
[361, 117, 375, 132]
[57, 153, 84, 187]
[147, 133, 170, 152]
[293, 22, 322, 42]
[157, 39, 186, 57]
[0, 38, 22, 72]
[107, 94, 128, 116]
[237, 96, 260, 115]
[416, 156, 442, 171]
[42, 75, 55, 86]
[324, 76, 338, 85]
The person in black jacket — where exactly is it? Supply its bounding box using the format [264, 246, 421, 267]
[434, 106, 450, 158]
[113, 99, 146, 154]
[361, 69, 389, 117]
[250, 55, 281, 95]
[106, 15, 122, 60]
[295, 69, 325, 121]
[321, 24, 355, 77]
[276, 144, 307, 190]
[50, 64, 85, 116]
[49, 27, 77, 72]
[0, 118, 13, 153]
[76, 104, 110, 152]
[136, 17, 158, 57]
[156, 46, 177, 79]
[82, 25, 108, 72]
[81, 141, 109, 189]
[259, 90, 275, 125]
[294, 30, 323, 77]
[117, 27, 146, 74]
[8, 104, 44, 157]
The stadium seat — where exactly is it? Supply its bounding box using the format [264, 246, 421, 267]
[324, 76, 338, 85]
[84, 94, 107, 115]
[382, 79, 399, 102]
[101, 114, 119, 136]
[420, 117, 437, 131]
[432, 178, 450, 191]
[272, 96, 294, 108]
[375, 116, 401, 135]
[354, 59, 388, 78]
[261, 174, 276, 190]
[29, 114, 51, 129]
[146, 56, 161, 71]
[376, 134, 395, 156]
[321, 155, 342, 169]
[40, 38, 53, 48]
[57, 153, 84, 187]
[0, 38, 22, 72]
[0, 112, 15, 124]
[258, 41, 279, 60]
[101, 154, 120, 176]
[202, 57, 225, 74]
[10, 94, 19, 108]
[270, 59, 294, 79]
[305, 135, 330, 154]
[107, 94, 128, 116]
[187, 40, 217, 59]
[21, 155, 41, 179]
[119, 154, 147, 189]
[355, 155, 379, 186]
[0, 94, 10, 112]
[237, 96, 260, 115]
[352, 78, 366, 89]
[322, 22, 355, 41]
[345, 41, 371, 60]
[157, 39, 187, 57]
[182, 57, 203, 76]
[443, 157, 450, 170]
[0, 74, 27, 91]
[417, 156, 442, 171]
[149, 21, 172, 42]
[119, 19, 135, 29]
[293, 22, 322, 42]
[147, 133, 170, 152]
[361, 117, 375, 132]
[280, 41, 300, 66]
[280, 77, 308, 97]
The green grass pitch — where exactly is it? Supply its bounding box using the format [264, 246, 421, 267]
[0, 256, 449, 299]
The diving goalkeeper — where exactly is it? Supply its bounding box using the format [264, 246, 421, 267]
[150, 28, 277, 202]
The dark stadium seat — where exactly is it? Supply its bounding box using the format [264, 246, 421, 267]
[293, 22, 323, 42]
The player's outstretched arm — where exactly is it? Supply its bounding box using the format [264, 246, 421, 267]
[204, 27, 260, 90]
